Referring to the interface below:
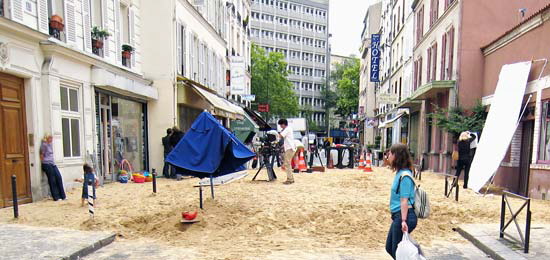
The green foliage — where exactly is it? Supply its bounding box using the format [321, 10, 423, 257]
[429, 100, 487, 139]
[331, 58, 360, 117]
[251, 44, 299, 119]
[301, 105, 321, 132]
[122, 44, 134, 52]
[91, 26, 110, 39]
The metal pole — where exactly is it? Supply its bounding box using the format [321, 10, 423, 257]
[11, 175, 18, 218]
[455, 180, 459, 202]
[525, 199, 531, 253]
[152, 168, 157, 193]
[445, 177, 448, 197]
[199, 186, 203, 209]
[500, 194, 505, 238]
[210, 174, 215, 199]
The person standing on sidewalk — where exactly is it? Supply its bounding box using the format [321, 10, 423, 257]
[385, 143, 417, 259]
[40, 134, 66, 201]
[162, 128, 173, 178]
[278, 119, 296, 185]
[455, 131, 476, 189]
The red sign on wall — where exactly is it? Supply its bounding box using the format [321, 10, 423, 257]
[258, 104, 270, 112]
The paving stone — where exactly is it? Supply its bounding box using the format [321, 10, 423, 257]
[0, 224, 115, 260]
[458, 224, 550, 260]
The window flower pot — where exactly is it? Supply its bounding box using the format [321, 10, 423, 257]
[122, 50, 132, 59]
[92, 39, 104, 49]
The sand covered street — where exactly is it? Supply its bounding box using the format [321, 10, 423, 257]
[2, 167, 550, 259]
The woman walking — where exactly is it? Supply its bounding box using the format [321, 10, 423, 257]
[40, 134, 66, 201]
[456, 131, 476, 189]
[385, 143, 418, 259]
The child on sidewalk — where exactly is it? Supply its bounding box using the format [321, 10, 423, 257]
[75, 164, 99, 207]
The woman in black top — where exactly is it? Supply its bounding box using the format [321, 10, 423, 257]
[455, 131, 476, 188]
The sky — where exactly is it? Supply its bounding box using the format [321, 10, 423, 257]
[329, 0, 375, 57]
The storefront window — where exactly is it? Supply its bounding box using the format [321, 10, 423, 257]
[111, 97, 145, 172]
[179, 105, 202, 132]
[538, 101, 550, 163]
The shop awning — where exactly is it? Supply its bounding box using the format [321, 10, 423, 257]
[181, 78, 245, 120]
[410, 80, 455, 101]
[378, 109, 409, 128]
[244, 107, 271, 131]
[469, 62, 532, 192]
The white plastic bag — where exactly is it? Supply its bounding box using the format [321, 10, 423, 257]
[396, 232, 426, 260]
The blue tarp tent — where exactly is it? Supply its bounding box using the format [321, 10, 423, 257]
[166, 111, 255, 179]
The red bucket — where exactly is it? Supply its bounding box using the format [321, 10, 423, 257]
[133, 175, 145, 183]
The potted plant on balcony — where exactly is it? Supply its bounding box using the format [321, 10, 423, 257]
[91, 26, 111, 49]
[121, 44, 134, 59]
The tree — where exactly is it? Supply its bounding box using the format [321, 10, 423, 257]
[429, 101, 487, 140]
[331, 58, 360, 117]
[251, 44, 299, 120]
[301, 105, 321, 132]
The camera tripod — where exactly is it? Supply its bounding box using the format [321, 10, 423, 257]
[252, 152, 279, 182]
[308, 145, 325, 168]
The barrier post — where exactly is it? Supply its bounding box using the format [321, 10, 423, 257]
[11, 175, 18, 218]
[152, 168, 157, 193]
[500, 194, 505, 238]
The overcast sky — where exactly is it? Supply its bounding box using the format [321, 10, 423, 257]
[329, 0, 375, 57]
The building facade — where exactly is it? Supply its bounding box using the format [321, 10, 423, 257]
[481, 3, 550, 199]
[142, 0, 251, 182]
[249, 0, 329, 129]
[0, 0, 157, 207]
[359, 1, 382, 148]
[361, 0, 549, 174]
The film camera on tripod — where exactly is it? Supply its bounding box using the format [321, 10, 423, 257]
[252, 130, 282, 181]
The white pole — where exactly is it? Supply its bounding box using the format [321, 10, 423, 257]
[88, 179, 94, 219]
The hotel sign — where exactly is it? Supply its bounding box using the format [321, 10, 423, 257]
[377, 93, 399, 104]
[370, 34, 381, 82]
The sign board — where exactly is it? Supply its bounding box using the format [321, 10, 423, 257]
[258, 104, 269, 112]
[377, 93, 399, 104]
[241, 94, 256, 101]
[370, 34, 381, 82]
[366, 118, 378, 128]
[230, 56, 246, 95]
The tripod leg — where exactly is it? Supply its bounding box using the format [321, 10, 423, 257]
[270, 154, 277, 180]
[252, 159, 265, 181]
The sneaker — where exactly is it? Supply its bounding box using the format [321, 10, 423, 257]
[282, 180, 294, 185]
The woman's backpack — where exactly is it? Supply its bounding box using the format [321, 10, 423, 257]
[396, 172, 430, 219]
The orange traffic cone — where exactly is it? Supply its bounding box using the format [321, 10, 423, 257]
[298, 150, 307, 172]
[364, 153, 373, 173]
[358, 154, 365, 169]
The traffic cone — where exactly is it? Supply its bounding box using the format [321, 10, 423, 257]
[358, 154, 365, 169]
[364, 153, 373, 173]
[298, 149, 307, 172]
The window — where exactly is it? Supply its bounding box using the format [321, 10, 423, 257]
[430, 0, 439, 27]
[426, 48, 431, 83]
[445, 0, 456, 9]
[539, 101, 550, 162]
[441, 33, 447, 80]
[431, 43, 437, 81]
[446, 26, 455, 80]
[60, 85, 81, 158]
[416, 5, 424, 44]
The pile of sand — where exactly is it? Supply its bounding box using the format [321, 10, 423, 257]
[2, 167, 550, 259]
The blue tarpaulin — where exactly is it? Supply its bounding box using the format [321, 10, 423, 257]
[166, 112, 255, 179]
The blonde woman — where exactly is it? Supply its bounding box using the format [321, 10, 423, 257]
[455, 131, 476, 189]
[40, 134, 66, 201]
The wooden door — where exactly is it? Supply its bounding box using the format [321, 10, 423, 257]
[519, 120, 534, 196]
[0, 73, 31, 208]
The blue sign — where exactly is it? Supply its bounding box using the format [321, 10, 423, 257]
[370, 34, 381, 82]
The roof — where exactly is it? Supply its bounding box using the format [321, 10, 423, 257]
[481, 3, 550, 50]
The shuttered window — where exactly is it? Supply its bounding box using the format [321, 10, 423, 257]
[60, 85, 81, 158]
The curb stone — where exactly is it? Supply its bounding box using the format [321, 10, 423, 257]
[456, 224, 527, 260]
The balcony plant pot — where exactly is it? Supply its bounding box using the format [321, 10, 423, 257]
[122, 50, 132, 59]
[92, 39, 104, 49]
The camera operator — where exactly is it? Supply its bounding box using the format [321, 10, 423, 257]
[278, 119, 296, 185]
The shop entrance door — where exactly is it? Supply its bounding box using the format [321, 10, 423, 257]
[96, 93, 114, 182]
[0, 73, 31, 208]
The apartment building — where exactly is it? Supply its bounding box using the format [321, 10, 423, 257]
[359, 1, 382, 148]
[408, 0, 548, 173]
[0, 0, 156, 207]
[142, 0, 251, 179]
[250, 0, 329, 129]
